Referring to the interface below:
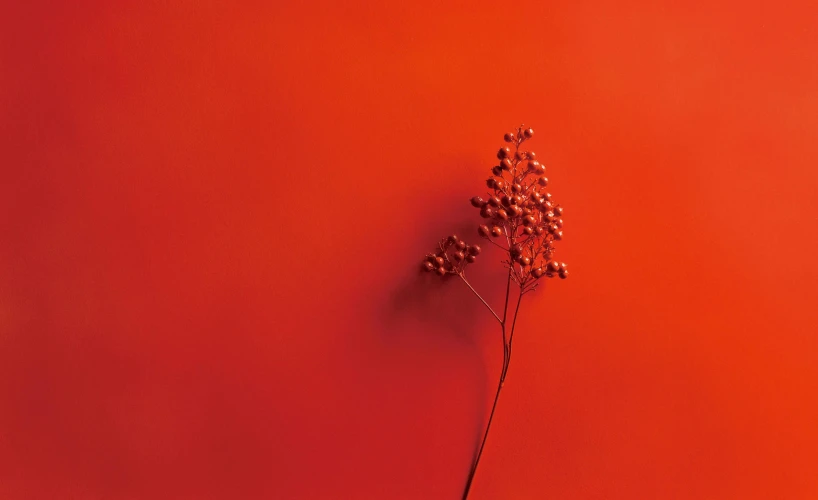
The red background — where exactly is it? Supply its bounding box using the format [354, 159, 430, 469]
[2, 1, 817, 499]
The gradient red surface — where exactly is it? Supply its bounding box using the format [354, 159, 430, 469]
[2, 1, 817, 499]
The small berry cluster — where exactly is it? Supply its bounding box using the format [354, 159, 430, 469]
[421, 235, 482, 276]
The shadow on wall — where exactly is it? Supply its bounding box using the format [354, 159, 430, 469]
[374, 182, 511, 454]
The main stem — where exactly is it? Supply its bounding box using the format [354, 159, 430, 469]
[460, 273, 523, 500]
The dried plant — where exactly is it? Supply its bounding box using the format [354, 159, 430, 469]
[420, 125, 568, 499]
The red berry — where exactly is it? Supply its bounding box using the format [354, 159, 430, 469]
[497, 147, 511, 159]
[447, 235, 459, 244]
[522, 207, 533, 216]
[468, 245, 481, 256]
[559, 269, 568, 279]
[549, 223, 558, 233]
[509, 205, 522, 217]
[480, 206, 495, 218]
[491, 226, 503, 237]
[549, 261, 560, 272]
[523, 227, 534, 235]
[512, 183, 522, 193]
[492, 166, 502, 176]
[466, 254, 477, 263]
[538, 177, 548, 187]
[504, 132, 515, 143]
[544, 192, 553, 201]
[528, 160, 540, 172]
[513, 195, 522, 205]
[560, 262, 567, 270]
[436, 257, 446, 266]
[527, 151, 537, 160]
[496, 209, 508, 220]
[478, 225, 490, 237]
[501, 195, 512, 207]
[532, 267, 544, 278]
[524, 215, 536, 226]
[470, 196, 484, 207]
[486, 178, 496, 189]
[456, 240, 467, 251]
[436, 267, 446, 276]
[555, 218, 563, 228]
[545, 211, 555, 220]
[520, 256, 531, 266]
[554, 205, 564, 215]
[554, 230, 563, 240]
[423, 261, 435, 272]
[510, 244, 523, 257]
[524, 128, 534, 138]
[501, 158, 513, 170]
[453, 251, 465, 261]
[535, 226, 545, 235]
[488, 196, 501, 207]
[494, 179, 506, 190]
[514, 151, 524, 161]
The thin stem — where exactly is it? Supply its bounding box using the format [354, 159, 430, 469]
[462, 367, 504, 500]
[458, 274, 502, 325]
[502, 287, 524, 381]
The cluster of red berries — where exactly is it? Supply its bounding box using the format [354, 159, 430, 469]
[421, 234, 481, 276]
[422, 125, 567, 285]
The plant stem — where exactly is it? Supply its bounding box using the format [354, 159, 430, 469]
[462, 366, 505, 500]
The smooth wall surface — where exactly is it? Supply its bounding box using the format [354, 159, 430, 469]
[2, 1, 817, 499]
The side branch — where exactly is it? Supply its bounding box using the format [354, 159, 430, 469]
[458, 273, 502, 325]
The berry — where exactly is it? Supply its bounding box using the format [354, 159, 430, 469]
[467, 245, 481, 256]
[504, 132, 515, 143]
[548, 261, 560, 272]
[423, 261, 435, 272]
[492, 166, 502, 176]
[501, 158, 513, 170]
[512, 183, 522, 193]
[470, 196, 484, 207]
[554, 230, 563, 240]
[555, 218, 563, 228]
[501, 195, 512, 207]
[513, 195, 522, 205]
[559, 269, 568, 279]
[486, 178, 496, 189]
[523, 227, 534, 235]
[554, 205, 564, 216]
[549, 223, 558, 233]
[496, 209, 509, 220]
[514, 150, 524, 161]
[436, 257, 446, 266]
[528, 160, 541, 172]
[456, 240, 467, 251]
[494, 179, 506, 190]
[480, 206, 495, 218]
[522, 207, 533, 215]
[436, 267, 447, 276]
[538, 177, 548, 187]
[509, 205, 522, 217]
[523, 127, 534, 138]
[466, 255, 477, 263]
[527, 151, 537, 160]
[478, 225, 490, 237]
[559, 262, 567, 270]
[520, 256, 531, 266]
[532, 267, 544, 278]
[447, 235, 459, 244]
[497, 147, 511, 159]
[535, 226, 545, 235]
[510, 244, 523, 257]
[488, 196, 501, 207]
[491, 226, 503, 237]
[453, 251, 465, 261]
[523, 215, 536, 226]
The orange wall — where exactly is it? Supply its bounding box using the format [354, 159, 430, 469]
[2, 1, 817, 499]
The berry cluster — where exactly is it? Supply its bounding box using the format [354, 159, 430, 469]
[422, 125, 567, 288]
[421, 235, 481, 276]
